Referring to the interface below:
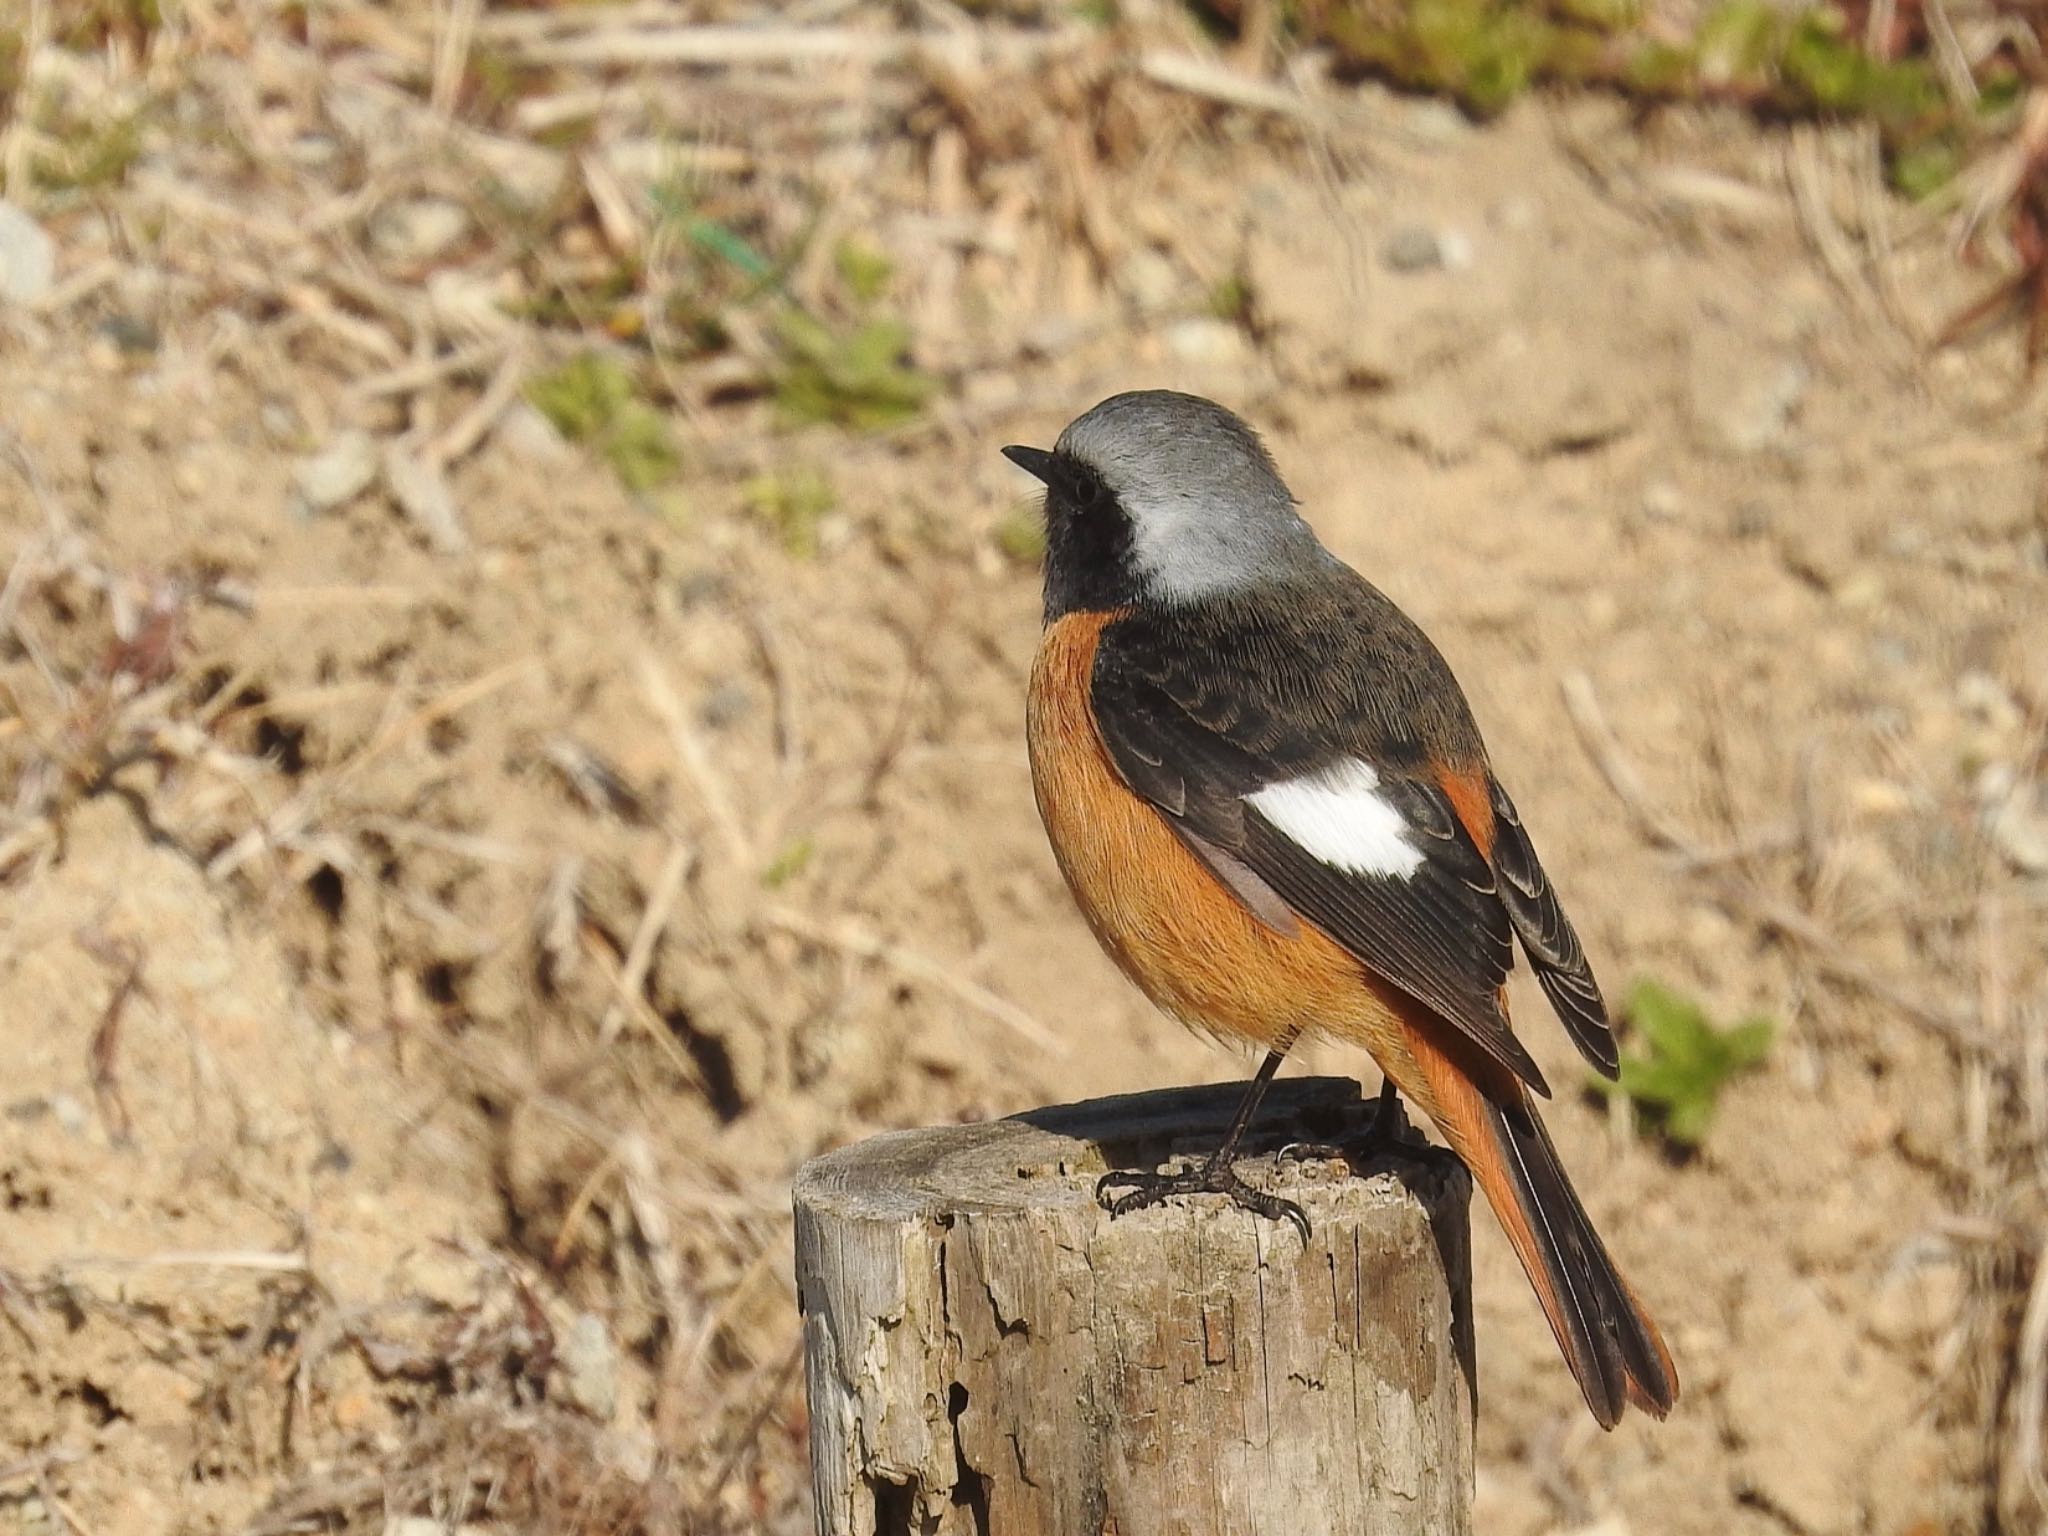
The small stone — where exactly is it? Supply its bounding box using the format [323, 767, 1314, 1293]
[1986, 783, 2048, 876]
[261, 401, 302, 443]
[700, 682, 752, 730]
[1401, 99, 1471, 145]
[382, 444, 468, 555]
[558, 1311, 618, 1421]
[1958, 671, 2023, 734]
[292, 431, 380, 513]
[0, 200, 55, 306]
[97, 314, 159, 354]
[1711, 358, 1808, 455]
[330, 1388, 376, 1431]
[383, 1519, 448, 1536]
[603, 1426, 658, 1482]
[1380, 225, 1444, 274]
[1436, 229, 1474, 271]
[1165, 317, 1249, 367]
[1729, 500, 1772, 538]
[370, 197, 471, 266]
[494, 401, 572, 465]
[48, 1093, 89, 1135]
[1641, 481, 1683, 522]
[289, 134, 341, 168]
[1118, 248, 1179, 311]
[1848, 778, 1914, 818]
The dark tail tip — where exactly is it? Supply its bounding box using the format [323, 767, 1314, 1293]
[1494, 1099, 1678, 1428]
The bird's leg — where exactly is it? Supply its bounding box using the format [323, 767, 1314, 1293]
[1095, 1048, 1310, 1242]
[1280, 1077, 1448, 1170]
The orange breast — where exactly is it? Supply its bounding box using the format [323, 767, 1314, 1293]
[1026, 611, 1418, 1059]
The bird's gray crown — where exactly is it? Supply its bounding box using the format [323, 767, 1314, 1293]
[1053, 391, 1328, 603]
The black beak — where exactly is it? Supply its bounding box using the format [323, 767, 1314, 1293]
[1001, 444, 1058, 486]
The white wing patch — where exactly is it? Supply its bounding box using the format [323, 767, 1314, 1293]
[1247, 759, 1426, 879]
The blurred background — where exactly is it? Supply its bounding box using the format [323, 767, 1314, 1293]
[1, 0, 2044, 1532]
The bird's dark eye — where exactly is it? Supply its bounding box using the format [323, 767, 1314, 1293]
[1068, 468, 1103, 509]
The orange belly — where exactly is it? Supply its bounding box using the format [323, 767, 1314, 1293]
[1027, 610, 1418, 1060]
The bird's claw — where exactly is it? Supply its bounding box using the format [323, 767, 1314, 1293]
[1094, 1162, 1311, 1244]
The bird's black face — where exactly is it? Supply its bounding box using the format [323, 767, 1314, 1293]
[1002, 443, 1140, 622]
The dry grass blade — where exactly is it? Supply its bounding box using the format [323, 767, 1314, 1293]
[2005, 1238, 2048, 1523]
[1137, 51, 1319, 119]
[637, 651, 754, 869]
[598, 838, 696, 1047]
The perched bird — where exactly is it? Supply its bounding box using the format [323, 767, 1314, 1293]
[1004, 390, 1677, 1428]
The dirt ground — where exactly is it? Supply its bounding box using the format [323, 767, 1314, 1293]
[2, 6, 2045, 1535]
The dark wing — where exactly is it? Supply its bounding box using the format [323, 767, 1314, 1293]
[1092, 601, 1551, 1097]
[1488, 780, 1618, 1077]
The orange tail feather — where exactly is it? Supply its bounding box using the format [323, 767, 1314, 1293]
[1404, 1026, 1678, 1428]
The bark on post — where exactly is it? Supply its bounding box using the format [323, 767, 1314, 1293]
[794, 1076, 1475, 1536]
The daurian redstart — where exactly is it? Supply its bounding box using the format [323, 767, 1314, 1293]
[1004, 390, 1676, 1428]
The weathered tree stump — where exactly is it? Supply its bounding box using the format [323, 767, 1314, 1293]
[794, 1077, 1474, 1536]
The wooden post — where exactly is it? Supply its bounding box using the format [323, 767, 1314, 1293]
[794, 1076, 1474, 1536]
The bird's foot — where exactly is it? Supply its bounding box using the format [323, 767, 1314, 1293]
[1095, 1160, 1310, 1244]
[1278, 1083, 1446, 1172]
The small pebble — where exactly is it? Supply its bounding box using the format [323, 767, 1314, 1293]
[494, 401, 572, 465]
[292, 430, 380, 513]
[383, 444, 469, 555]
[0, 200, 55, 306]
[96, 314, 159, 354]
[1401, 99, 1471, 145]
[370, 197, 471, 266]
[700, 682, 753, 730]
[1165, 317, 1250, 367]
[1380, 225, 1444, 274]
[49, 1093, 89, 1136]
[558, 1311, 618, 1421]
[1118, 248, 1179, 311]
[1717, 359, 1808, 456]
[1641, 481, 1683, 522]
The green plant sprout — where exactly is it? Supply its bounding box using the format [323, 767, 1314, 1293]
[525, 353, 680, 496]
[1593, 979, 1775, 1148]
